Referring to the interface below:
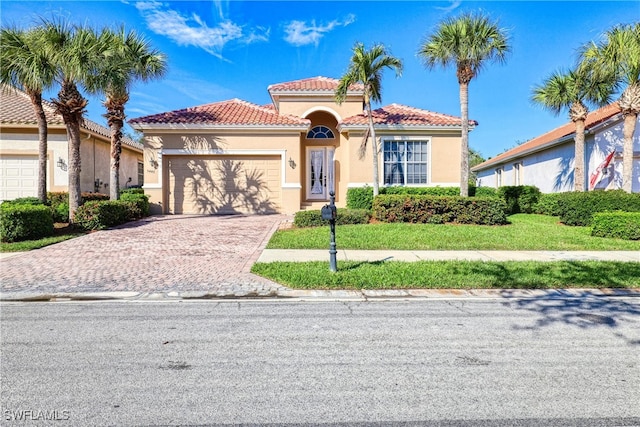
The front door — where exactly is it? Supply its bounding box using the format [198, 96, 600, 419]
[307, 147, 335, 200]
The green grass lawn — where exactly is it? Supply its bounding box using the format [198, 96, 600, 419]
[251, 260, 640, 289]
[268, 214, 640, 251]
[0, 224, 84, 252]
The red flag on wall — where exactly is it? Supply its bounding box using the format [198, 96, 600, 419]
[589, 151, 615, 190]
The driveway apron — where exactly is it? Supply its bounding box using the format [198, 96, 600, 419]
[0, 215, 288, 295]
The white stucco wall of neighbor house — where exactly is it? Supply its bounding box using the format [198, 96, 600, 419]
[587, 116, 640, 193]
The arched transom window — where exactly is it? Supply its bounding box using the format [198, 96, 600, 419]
[306, 125, 335, 139]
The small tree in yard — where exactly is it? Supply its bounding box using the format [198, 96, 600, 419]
[532, 67, 614, 191]
[335, 42, 403, 197]
[0, 27, 56, 204]
[419, 12, 510, 197]
[87, 27, 166, 200]
[581, 23, 640, 193]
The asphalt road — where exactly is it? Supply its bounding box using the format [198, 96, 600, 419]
[1, 297, 639, 426]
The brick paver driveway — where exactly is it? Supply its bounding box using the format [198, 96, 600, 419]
[0, 215, 289, 295]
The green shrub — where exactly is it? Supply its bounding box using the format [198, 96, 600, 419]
[74, 201, 129, 231]
[591, 212, 640, 240]
[557, 190, 640, 226]
[497, 186, 541, 215]
[473, 187, 499, 198]
[47, 192, 68, 206]
[120, 192, 150, 218]
[81, 192, 109, 203]
[2, 197, 43, 206]
[294, 208, 371, 227]
[52, 202, 69, 223]
[372, 195, 508, 225]
[533, 193, 564, 216]
[0, 203, 54, 242]
[120, 187, 145, 195]
[346, 187, 374, 210]
[346, 186, 495, 211]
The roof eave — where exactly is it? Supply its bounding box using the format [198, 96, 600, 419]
[471, 134, 574, 172]
[338, 123, 469, 132]
[129, 122, 310, 132]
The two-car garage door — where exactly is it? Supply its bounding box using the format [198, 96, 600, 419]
[167, 155, 282, 214]
[0, 155, 38, 202]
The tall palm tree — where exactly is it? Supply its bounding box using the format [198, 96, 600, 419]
[0, 27, 56, 203]
[581, 23, 640, 193]
[532, 68, 614, 191]
[88, 27, 166, 200]
[418, 12, 510, 196]
[40, 20, 99, 223]
[335, 42, 403, 197]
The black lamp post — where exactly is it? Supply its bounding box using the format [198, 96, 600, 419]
[321, 191, 338, 272]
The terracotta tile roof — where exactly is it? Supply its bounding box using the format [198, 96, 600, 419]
[341, 103, 475, 128]
[129, 98, 310, 127]
[268, 76, 364, 93]
[1, 85, 142, 151]
[472, 103, 621, 171]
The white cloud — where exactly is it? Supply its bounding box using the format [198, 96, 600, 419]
[284, 14, 356, 47]
[435, 1, 462, 13]
[134, 1, 269, 60]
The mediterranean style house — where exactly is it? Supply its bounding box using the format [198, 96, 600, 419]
[129, 76, 473, 215]
[0, 86, 144, 201]
[473, 103, 640, 193]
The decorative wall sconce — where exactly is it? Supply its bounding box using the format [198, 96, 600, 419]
[57, 157, 67, 171]
[288, 157, 297, 169]
[149, 158, 158, 169]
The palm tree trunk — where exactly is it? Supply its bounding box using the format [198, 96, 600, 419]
[574, 119, 586, 192]
[106, 100, 126, 201]
[459, 81, 470, 197]
[622, 112, 637, 193]
[27, 90, 48, 204]
[366, 101, 379, 197]
[53, 80, 87, 224]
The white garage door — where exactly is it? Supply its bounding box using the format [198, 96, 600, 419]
[0, 155, 39, 202]
[167, 155, 282, 214]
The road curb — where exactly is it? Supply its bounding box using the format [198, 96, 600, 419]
[1, 288, 638, 302]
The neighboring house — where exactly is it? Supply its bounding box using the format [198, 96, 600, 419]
[473, 103, 640, 193]
[129, 76, 473, 215]
[0, 86, 144, 201]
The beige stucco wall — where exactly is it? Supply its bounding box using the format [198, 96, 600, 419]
[0, 126, 142, 195]
[275, 96, 363, 122]
[143, 130, 303, 214]
[344, 130, 462, 187]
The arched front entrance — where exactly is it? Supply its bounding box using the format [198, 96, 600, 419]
[302, 110, 340, 203]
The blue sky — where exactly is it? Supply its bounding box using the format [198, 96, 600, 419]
[1, 1, 637, 159]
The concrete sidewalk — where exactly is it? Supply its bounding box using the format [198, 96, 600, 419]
[258, 249, 640, 263]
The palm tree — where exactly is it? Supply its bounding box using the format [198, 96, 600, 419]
[0, 27, 56, 203]
[581, 23, 640, 193]
[335, 42, 403, 197]
[418, 12, 510, 196]
[88, 27, 166, 200]
[532, 68, 614, 191]
[40, 20, 99, 223]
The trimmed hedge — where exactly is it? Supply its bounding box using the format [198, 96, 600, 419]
[474, 187, 499, 198]
[120, 192, 150, 218]
[533, 193, 564, 216]
[293, 208, 371, 227]
[557, 190, 640, 226]
[0, 203, 54, 242]
[497, 186, 541, 215]
[372, 195, 508, 225]
[74, 201, 129, 230]
[591, 212, 640, 240]
[346, 186, 495, 210]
